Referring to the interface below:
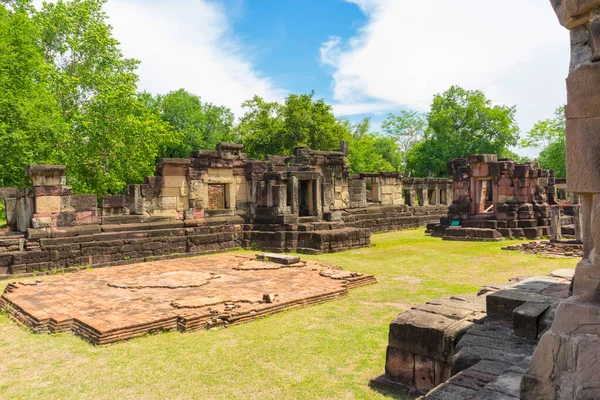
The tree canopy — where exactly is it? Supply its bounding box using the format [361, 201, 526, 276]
[143, 89, 235, 158]
[344, 118, 401, 174]
[0, 1, 66, 187]
[1, 0, 545, 197]
[406, 86, 520, 177]
[236, 92, 349, 159]
[380, 111, 425, 174]
[522, 106, 566, 177]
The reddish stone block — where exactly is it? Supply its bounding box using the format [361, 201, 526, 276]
[75, 211, 98, 225]
[414, 355, 435, 392]
[385, 347, 415, 385]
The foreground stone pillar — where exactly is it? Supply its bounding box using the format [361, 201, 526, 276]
[573, 204, 583, 244]
[521, 2, 600, 399]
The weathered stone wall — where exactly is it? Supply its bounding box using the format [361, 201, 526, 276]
[0, 142, 452, 277]
[433, 154, 558, 240]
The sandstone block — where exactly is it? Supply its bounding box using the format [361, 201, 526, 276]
[385, 347, 414, 384]
[566, 62, 600, 118]
[565, 117, 600, 192]
[162, 175, 187, 188]
[513, 302, 550, 340]
[35, 196, 61, 213]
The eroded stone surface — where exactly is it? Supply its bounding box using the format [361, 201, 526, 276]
[0, 254, 375, 344]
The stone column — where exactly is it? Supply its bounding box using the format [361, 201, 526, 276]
[551, 206, 562, 242]
[521, 2, 600, 399]
[408, 190, 417, 207]
[574, 204, 584, 245]
[419, 189, 428, 207]
[315, 176, 323, 220]
[433, 187, 441, 206]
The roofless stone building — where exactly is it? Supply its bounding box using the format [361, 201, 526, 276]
[429, 155, 581, 242]
[0, 142, 450, 277]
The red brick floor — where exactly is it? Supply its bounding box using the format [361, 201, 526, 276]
[1, 254, 375, 344]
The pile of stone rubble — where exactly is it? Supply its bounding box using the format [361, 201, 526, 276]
[502, 241, 583, 258]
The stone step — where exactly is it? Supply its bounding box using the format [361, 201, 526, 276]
[298, 216, 318, 223]
[486, 289, 558, 321]
[443, 227, 503, 242]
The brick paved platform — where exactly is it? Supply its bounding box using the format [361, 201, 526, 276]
[0, 254, 376, 344]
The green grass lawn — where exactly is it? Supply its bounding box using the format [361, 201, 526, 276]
[0, 230, 575, 399]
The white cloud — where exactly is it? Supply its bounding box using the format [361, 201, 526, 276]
[322, 0, 570, 144]
[100, 0, 285, 116]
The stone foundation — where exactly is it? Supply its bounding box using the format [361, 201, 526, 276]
[1, 253, 376, 344]
[372, 270, 573, 398]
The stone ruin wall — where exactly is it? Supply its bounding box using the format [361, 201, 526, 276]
[431, 154, 581, 242]
[0, 142, 451, 278]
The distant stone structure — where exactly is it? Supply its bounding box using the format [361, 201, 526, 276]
[520, 1, 600, 399]
[0, 142, 450, 277]
[429, 154, 579, 242]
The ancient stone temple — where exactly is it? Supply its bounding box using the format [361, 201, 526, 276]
[0, 142, 451, 277]
[430, 154, 566, 241]
[520, 1, 600, 399]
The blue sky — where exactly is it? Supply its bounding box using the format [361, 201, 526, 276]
[94, 0, 572, 156]
[224, 0, 365, 96]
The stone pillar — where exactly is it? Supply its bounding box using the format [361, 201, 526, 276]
[432, 187, 441, 206]
[287, 176, 299, 215]
[408, 190, 417, 207]
[419, 189, 428, 207]
[315, 176, 323, 220]
[521, 3, 600, 399]
[551, 206, 562, 242]
[574, 204, 583, 244]
[266, 180, 274, 208]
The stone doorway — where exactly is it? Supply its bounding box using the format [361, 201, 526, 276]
[298, 180, 315, 217]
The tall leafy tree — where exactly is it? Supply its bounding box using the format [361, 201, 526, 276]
[237, 92, 349, 158]
[406, 86, 520, 177]
[0, 1, 67, 187]
[282, 92, 349, 153]
[343, 118, 400, 174]
[381, 110, 425, 173]
[152, 89, 235, 158]
[522, 106, 566, 177]
[34, 0, 175, 194]
[236, 95, 285, 158]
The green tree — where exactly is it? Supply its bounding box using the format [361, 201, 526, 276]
[344, 118, 400, 174]
[237, 92, 349, 158]
[282, 92, 349, 152]
[522, 106, 566, 177]
[381, 110, 425, 173]
[152, 89, 235, 158]
[34, 0, 175, 194]
[406, 86, 520, 177]
[0, 1, 67, 187]
[236, 95, 285, 158]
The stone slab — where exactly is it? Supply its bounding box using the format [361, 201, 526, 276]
[486, 289, 557, 321]
[255, 253, 301, 265]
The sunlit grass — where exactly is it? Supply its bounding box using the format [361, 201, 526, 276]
[0, 229, 575, 399]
